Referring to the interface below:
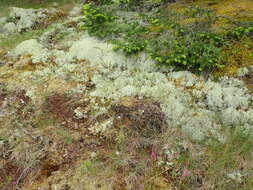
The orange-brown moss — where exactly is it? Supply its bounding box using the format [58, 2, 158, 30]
[213, 0, 253, 19]
[169, 0, 253, 32]
[214, 37, 253, 77]
[212, 0, 253, 32]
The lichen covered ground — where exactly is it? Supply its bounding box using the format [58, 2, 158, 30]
[0, 0, 253, 190]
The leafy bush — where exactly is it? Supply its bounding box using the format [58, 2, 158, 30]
[198, 32, 225, 47]
[81, 1, 252, 73]
[227, 26, 253, 40]
[149, 35, 225, 72]
[184, 6, 214, 18]
[118, 0, 142, 10]
[98, 0, 114, 5]
[112, 22, 149, 55]
[83, 3, 118, 38]
[113, 38, 147, 55]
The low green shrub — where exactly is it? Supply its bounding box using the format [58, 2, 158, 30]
[184, 5, 214, 18]
[112, 22, 149, 55]
[227, 26, 253, 40]
[118, 0, 142, 10]
[197, 32, 225, 47]
[149, 35, 225, 72]
[83, 3, 118, 38]
[81, 1, 252, 73]
[113, 38, 147, 55]
[98, 0, 114, 5]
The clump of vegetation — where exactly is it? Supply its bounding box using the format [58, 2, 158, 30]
[1, 0, 253, 189]
[156, 126, 253, 190]
[149, 32, 226, 72]
[227, 26, 253, 39]
[113, 39, 147, 55]
[83, 3, 118, 38]
[118, 0, 142, 10]
[112, 22, 149, 55]
[81, 1, 253, 73]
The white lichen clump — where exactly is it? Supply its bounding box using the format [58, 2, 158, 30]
[65, 34, 124, 65]
[3, 22, 16, 33]
[0, 17, 7, 26]
[60, 33, 155, 72]
[237, 67, 249, 77]
[227, 171, 243, 183]
[2, 7, 58, 34]
[12, 39, 51, 63]
[206, 81, 251, 111]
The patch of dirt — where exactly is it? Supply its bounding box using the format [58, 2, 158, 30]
[45, 93, 93, 130]
[38, 160, 60, 178]
[46, 93, 73, 121]
[112, 98, 166, 136]
[0, 160, 27, 190]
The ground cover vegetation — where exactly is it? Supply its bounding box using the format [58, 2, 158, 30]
[0, 0, 252, 190]
[82, 0, 253, 73]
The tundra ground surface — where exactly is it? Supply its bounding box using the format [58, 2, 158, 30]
[0, 0, 252, 190]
